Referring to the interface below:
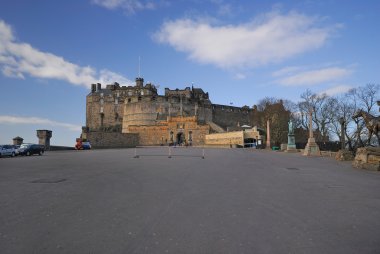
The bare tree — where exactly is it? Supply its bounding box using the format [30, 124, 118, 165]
[297, 90, 334, 142]
[349, 84, 380, 146]
[256, 98, 291, 146]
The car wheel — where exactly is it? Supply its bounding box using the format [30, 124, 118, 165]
[26, 151, 31, 156]
[11, 152, 15, 157]
[39, 151, 43, 156]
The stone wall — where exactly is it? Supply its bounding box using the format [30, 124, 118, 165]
[205, 131, 244, 146]
[212, 105, 253, 129]
[127, 116, 209, 146]
[86, 131, 138, 148]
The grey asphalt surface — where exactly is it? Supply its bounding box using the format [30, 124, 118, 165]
[0, 147, 380, 254]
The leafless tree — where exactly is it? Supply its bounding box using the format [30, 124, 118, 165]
[297, 90, 335, 142]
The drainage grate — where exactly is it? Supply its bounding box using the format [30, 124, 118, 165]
[286, 167, 300, 170]
[31, 178, 67, 184]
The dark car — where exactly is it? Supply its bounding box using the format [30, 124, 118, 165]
[19, 143, 45, 156]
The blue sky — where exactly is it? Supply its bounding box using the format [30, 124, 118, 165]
[0, 0, 379, 146]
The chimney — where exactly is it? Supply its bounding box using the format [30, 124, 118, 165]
[91, 84, 96, 93]
[97, 83, 101, 91]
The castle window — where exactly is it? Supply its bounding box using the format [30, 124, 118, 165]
[128, 98, 131, 103]
[138, 96, 142, 101]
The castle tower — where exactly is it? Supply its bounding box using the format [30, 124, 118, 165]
[36, 130, 52, 150]
[13, 136, 23, 146]
[136, 77, 144, 88]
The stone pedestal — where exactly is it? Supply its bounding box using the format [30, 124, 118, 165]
[36, 130, 52, 150]
[303, 137, 321, 156]
[335, 149, 354, 161]
[352, 147, 380, 171]
[286, 134, 297, 153]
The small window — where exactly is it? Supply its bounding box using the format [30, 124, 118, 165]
[128, 98, 131, 103]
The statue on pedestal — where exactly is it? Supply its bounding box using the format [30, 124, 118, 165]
[286, 120, 297, 152]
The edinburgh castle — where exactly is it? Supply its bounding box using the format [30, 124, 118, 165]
[82, 77, 264, 148]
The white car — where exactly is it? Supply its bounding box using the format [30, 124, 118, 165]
[0, 145, 16, 157]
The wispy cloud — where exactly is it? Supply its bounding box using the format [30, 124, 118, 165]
[92, 0, 155, 14]
[154, 11, 339, 70]
[320, 85, 353, 96]
[276, 67, 352, 86]
[0, 20, 132, 88]
[0, 115, 81, 132]
[272, 66, 304, 77]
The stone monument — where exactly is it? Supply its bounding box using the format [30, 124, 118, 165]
[286, 120, 297, 152]
[266, 119, 271, 149]
[303, 109, 321, 156]
[36, 130, 52, 150]
[352, 101, 380, 170]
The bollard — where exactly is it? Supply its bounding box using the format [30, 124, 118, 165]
[133, 148, 139, 158]
[168, 146, 172, 158]
[202, 148, 205, 159]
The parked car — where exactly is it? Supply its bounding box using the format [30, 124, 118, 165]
[12, 145, 21, 156]
[18, 143, 45, 156]
[82, 141, 91, 150]
[75, 139, 91, 150]
[0, 145, 16, 157]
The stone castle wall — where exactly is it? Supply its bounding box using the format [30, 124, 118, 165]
[86, 131, 138, 148]
[122, 97, 213, 133]
[211, 104, 253, 129]
[128, 119, 209, 146]
[205, 131, 244, 146]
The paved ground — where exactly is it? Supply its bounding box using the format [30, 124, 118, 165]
[0, 147, 380, 254]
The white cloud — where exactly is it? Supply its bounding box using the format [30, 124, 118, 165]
[320, 85, 353, 96]
[92, 0, 155, 14]
[0, 115, 82, 132]
[276, 67, 352, 86]
[154, 11, 338, 69]
[234, 73, 246, 80]
[0, 20, 132, 88]
[272, 66, 304, 77]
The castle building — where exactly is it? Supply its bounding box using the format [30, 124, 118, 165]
[84, 77, 263, 147]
